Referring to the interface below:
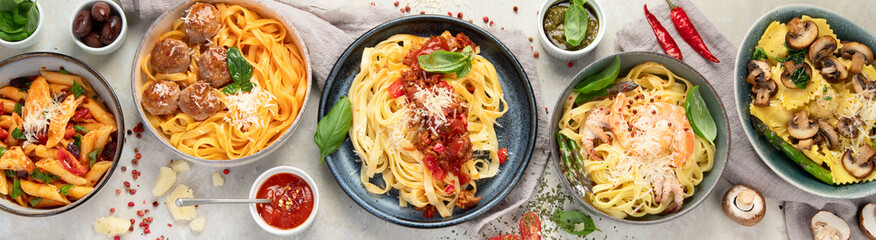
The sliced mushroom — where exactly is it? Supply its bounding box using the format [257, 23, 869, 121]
[852, 73, 876, 95]
[842, 146, 876, 179]
[751, 80, 778, 107]
[721, 185, 766, 226]
[780, 61, 813, 89]
[860, 203, 876, 240]
[837, 117, 863, 139]
[746, 60, 772, 85]
[809, 36, 839, 64]
[786, 18, 819, 50]
[840, 42, 874, 75]
[815, 120, 840, 150]
[796, 138, 816, 151]
[811, 211, 851, 240]
[788, 110, 819, 139]
[818, 56, 849, 84]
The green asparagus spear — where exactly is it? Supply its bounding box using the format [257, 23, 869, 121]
[751, 117, 834, 185]
[557, 132, 585, 184]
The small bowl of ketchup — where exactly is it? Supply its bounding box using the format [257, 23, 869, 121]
[248, 166, 319, 236]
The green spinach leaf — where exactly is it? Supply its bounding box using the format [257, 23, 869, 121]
[314, 95, 352, 162]
[685, 86, 717, 143]
[574, 56, 620, 94]
[791, 67, 810, 89]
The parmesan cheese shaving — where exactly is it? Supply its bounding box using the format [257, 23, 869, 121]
[411, 85, 457, 134]
[223, 82, 276, 131]
[22, 99, 61, 144]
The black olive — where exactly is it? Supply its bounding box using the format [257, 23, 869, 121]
[99, 140, 116, 162]
[72, 10, 93, 38]
[83, 32, 103, 48]
[9, 77, 32, 91]
[67, 141, 81, 158]
[91, 2, 111, 22]
[100, 15, 122, 45]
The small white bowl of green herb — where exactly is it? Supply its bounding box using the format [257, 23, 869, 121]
[0, 0, 42, 49]
[538, 0, 604, 61]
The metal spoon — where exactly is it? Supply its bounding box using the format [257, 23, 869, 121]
[175, 198, 271, 207]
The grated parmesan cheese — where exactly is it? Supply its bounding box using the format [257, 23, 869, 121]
[411, 85, 457, 134]
[22, 99, 62, 144]
[223, 82, 276, 131]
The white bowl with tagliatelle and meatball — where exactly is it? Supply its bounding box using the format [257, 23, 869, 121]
[131, 0, 311, 167]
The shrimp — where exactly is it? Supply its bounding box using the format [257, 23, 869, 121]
[581, 107, 612, 160]
[608, 93, 695, 168]
[652, 171, 684, 214]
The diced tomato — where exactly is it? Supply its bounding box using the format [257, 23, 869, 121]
[443, 183, 455, 194]
[71, 108, 93, 122]
[458, 173, 470, 185]
[519, 212, 542, 240]
[447, 118, 467, 135]
[445, 137, 468, 159]
[438, 80, 451, 90]
[432, 143, 445, 153]
[498, 148, 508, 164]
[423, 155, 445, 180]
[36, 131, 47, 144]
[467, 86, 475, 93]
[489, 235, 522, 240]
[0, 128, 8, 140]
[57, 147, 87, 176]
[388, 80, 405, 98]
[64, 125, 75, 139]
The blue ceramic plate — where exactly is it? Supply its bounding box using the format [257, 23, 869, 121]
[319, 15, 537, 228]
[551, 52, 729, 224]
[734, 5, 876, 198]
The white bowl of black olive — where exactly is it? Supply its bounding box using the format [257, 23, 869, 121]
[538, 0, 605, 61]
[69, 0, 127, 55]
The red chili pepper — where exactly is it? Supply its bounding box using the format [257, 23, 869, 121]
[643, 5, 682, 60]
[666, 0, 719, 63]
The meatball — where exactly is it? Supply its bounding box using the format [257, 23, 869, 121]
[198, 45, 232, 88]
[184, 3, 221, 44]
[142, 80, 181, 115]
[150, 38, 191, 74]
[178, 82, 222, 121]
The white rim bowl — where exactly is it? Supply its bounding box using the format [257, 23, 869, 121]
[69, 0, 127, 55]
[0, 1, 43, 49]
[537, 0, 605, 61]
[248, 166, 319, 236]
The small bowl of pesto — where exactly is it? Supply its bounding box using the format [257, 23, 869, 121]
[538, 0, 605, 60]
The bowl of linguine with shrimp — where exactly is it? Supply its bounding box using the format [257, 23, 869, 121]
[552, 52, 729, 223]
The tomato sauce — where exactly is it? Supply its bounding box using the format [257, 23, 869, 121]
[256, 173, 314, 230]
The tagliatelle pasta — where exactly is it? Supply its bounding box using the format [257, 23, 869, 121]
[139, 3, 307, 160]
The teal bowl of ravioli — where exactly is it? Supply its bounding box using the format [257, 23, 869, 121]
[734, 5, 876, 198]
[551, 52, 730, 224]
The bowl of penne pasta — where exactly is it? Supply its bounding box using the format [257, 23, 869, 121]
[0, 52, 124, 216]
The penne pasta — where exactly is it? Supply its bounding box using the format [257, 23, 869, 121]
[84, 161, 112, 187]
[22, 144, 57, 160]
[19, 180, 70, 204]
[32, 198, 68, 208]
[0, 98, 15, 114]
[34, 159, 88, 186]
[39, 70, 94, 92]
[51, 183, 93, 200]
[81, 99, 116, 128]
[0, 173, 7, 195]
[0, 86, 26, 102]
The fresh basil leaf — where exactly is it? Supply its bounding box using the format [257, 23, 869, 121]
[563, 0, 589, 47]
[0, 12, 22, 33]
[221, 83, 240, 94]
[28, 197, 40, 207]
[13, 102, 21, 116]
[11, 127, 25, 140]
[4, 169, 13, 178]
[73, 125, 87, 133]
[30, 169, 57, 184]
[551, 209, 599, 236]
[574, 56, 621, 94]
[73, 134, 81, 147]
[10, 178, 22, 198]
[23, 0, 35, 34]
[226, 47, 253, 84]
[314, 95, 352, 162]
[59, 184, 72, 195]
[0, 30, 26, 41]
[791, 67, 810, 89]
[88, 148, 100, 167]
[456, 61, 472, 79]
[11, 2, 27, 25]
[685, 86, 717, 143]
[0, 146, 5, 158]
[417, 50, 468, 73]
[59, 69, 69, 74]
[239, 81, 254, 93]
[70, 81, 85, 98]
[0, 0, 16, 12]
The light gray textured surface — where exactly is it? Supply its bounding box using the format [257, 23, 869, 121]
[1, 0, 875, 239]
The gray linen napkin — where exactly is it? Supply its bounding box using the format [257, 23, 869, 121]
[120, 0, 549, 234]
[616, 0, 875, 239]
